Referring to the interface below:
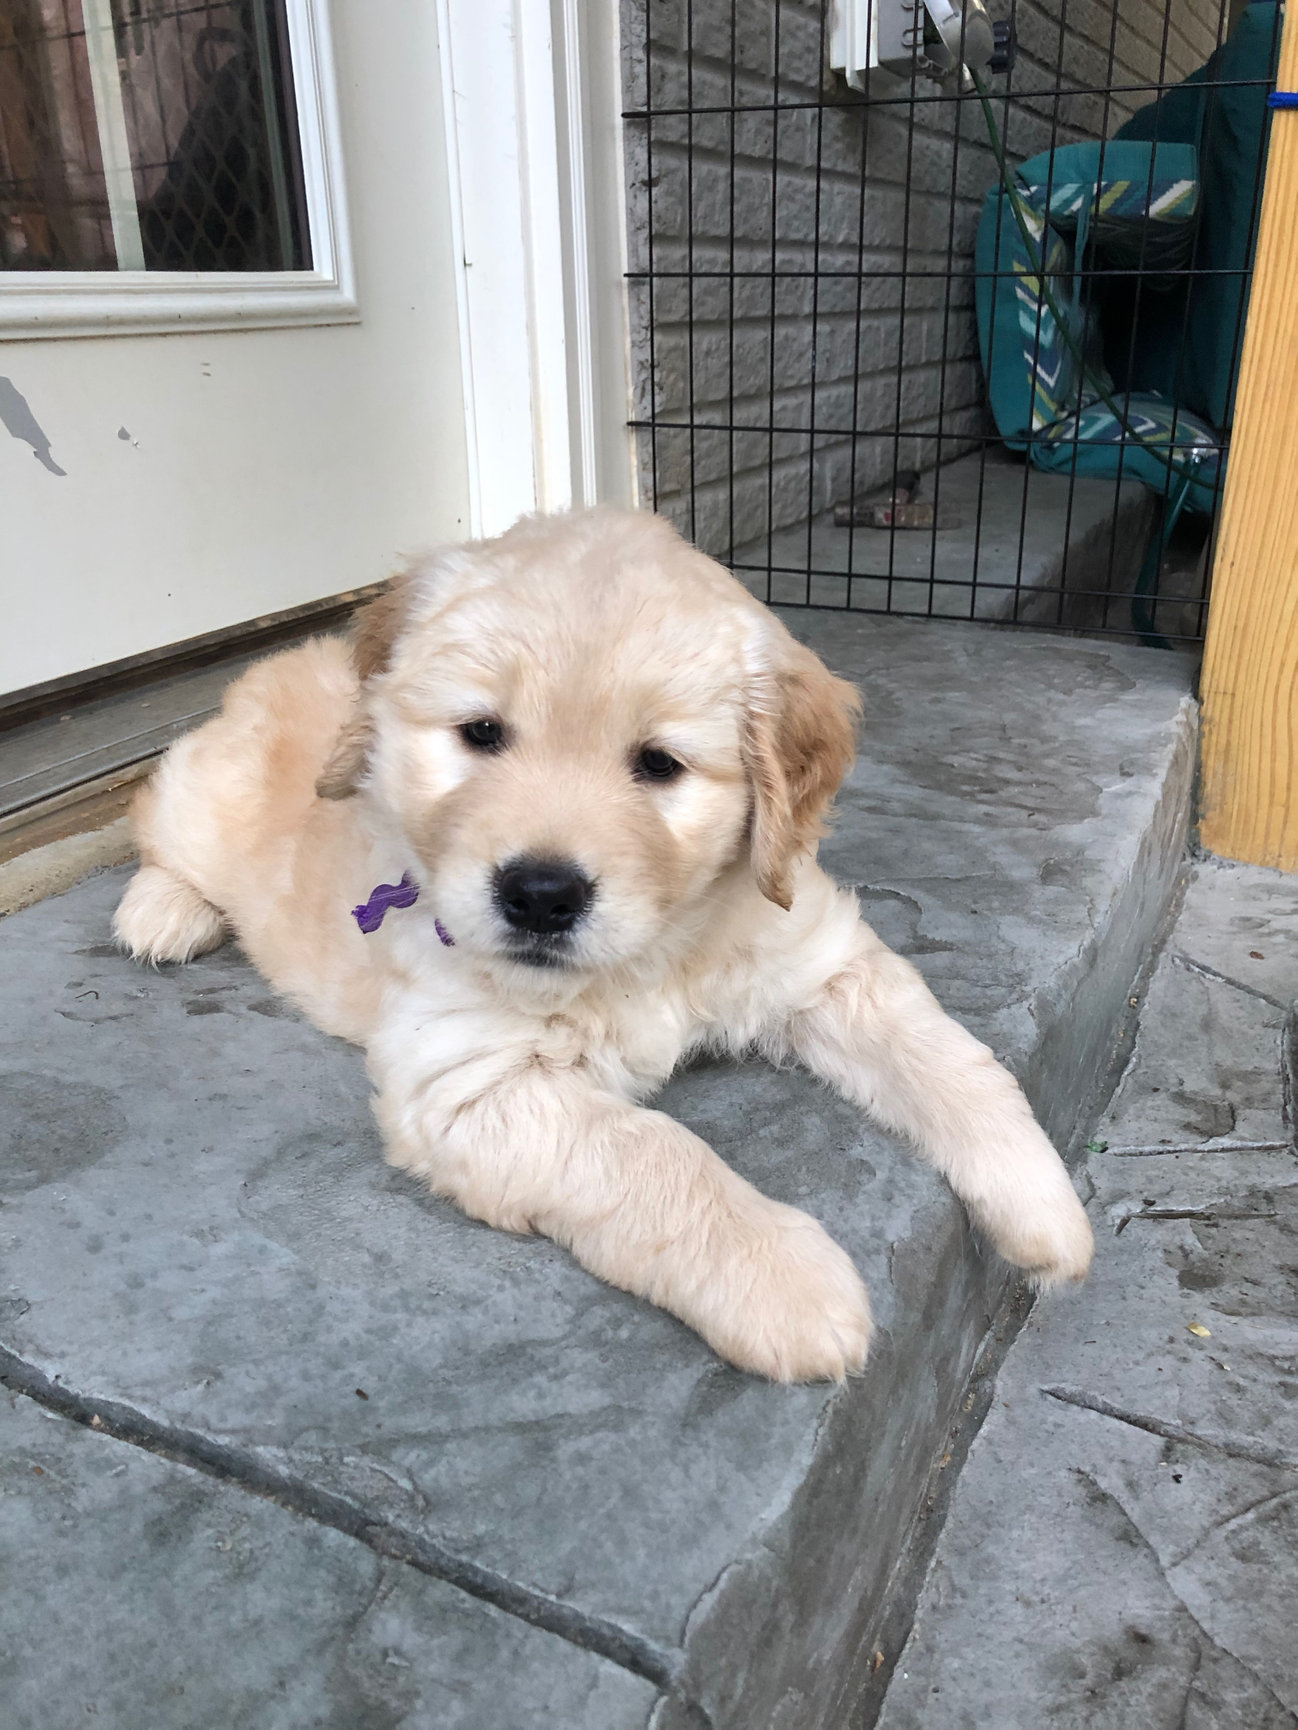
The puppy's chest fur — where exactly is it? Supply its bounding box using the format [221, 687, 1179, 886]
[386, 910, 754, 1099]
[502, 967, 709, 1096]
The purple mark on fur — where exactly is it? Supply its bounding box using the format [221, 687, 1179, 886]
[434, 919, 456, 948]
[352, 873, 420, 934]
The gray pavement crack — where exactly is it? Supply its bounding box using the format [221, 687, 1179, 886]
[1113, 1202, 1278, 1235]
[1071, 1467, 1298, 1725]
[1175, 1639, 1204, 1730]
[0, 1341, 681, 1697]
[1107, 1141, 1290, 1156]
[1042, 1385, 1298, 1472]
[1170, 952, 1290, 1014]
[1167, 1486, 1298, 1572]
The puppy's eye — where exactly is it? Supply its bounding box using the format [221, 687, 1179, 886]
[635, 746, 683, 783]
[460, 718, 505, 751]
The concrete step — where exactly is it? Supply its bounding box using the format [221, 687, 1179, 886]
[734, 450, 1158, 631]
[874, 859, 1298, 1730]
[0, 614, 1197, 1730]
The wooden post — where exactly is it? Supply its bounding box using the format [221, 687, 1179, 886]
[1199, 7, 1298, 869]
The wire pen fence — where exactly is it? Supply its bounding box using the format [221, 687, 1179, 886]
[621, 0, 1280, 644]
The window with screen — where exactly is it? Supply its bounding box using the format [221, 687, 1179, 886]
[0, 0, 311, 273]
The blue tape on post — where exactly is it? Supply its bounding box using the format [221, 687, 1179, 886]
[1268, 91, 1298, 108]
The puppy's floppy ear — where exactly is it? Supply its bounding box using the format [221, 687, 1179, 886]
[316, 713, 375, 800]
[351, 576, 414, 681]
[315, 548, 478, 800]
[314, 575, 415, 800]
[744, 638, 861, 910]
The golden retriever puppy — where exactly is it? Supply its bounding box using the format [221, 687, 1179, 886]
[114, 508, 1092, 1381]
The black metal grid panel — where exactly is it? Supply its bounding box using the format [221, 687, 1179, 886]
[621, 0, 1280, 643]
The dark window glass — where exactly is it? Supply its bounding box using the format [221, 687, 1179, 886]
[0, 0, 311, 271]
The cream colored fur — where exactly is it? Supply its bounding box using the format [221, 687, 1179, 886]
[114, 508, 1092, 1382]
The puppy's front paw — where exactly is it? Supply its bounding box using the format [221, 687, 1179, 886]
[1017, 1189, 1094, 1289]
[969, 1144, 1094, 1288]
[703, 1206, 873, 1383]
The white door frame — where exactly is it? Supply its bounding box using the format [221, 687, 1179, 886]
[435, 0, 635, 534]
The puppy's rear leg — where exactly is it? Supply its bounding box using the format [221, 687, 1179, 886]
[114, 864, 227, 965]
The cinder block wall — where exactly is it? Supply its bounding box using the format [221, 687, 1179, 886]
[622, 0, 1229, 556]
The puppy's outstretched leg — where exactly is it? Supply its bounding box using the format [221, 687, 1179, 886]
[775, 921, 1093, 1287]
[372, 1047, 872, 1382]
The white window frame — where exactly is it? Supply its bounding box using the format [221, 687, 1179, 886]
[0, 0, 356, 340]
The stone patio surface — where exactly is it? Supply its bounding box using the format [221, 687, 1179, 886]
[0, 613, 1196, 1728]
[733, 450, 1153, 629]
[875, 858, 1298, 1730]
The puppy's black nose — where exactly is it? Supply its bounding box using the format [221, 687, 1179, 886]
[496, 859, 592, 935]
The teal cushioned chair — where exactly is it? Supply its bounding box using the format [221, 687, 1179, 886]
[974, 137, 1222, 516]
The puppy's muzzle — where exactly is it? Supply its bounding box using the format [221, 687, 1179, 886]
[495, 857, 593, 941]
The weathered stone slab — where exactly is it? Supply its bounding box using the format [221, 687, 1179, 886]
[0, 1393, 658, 1730]
[877, 860, 1298, 1730]
[734, 450, 1154, 627]
[1175, 857, 1298, 1010]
